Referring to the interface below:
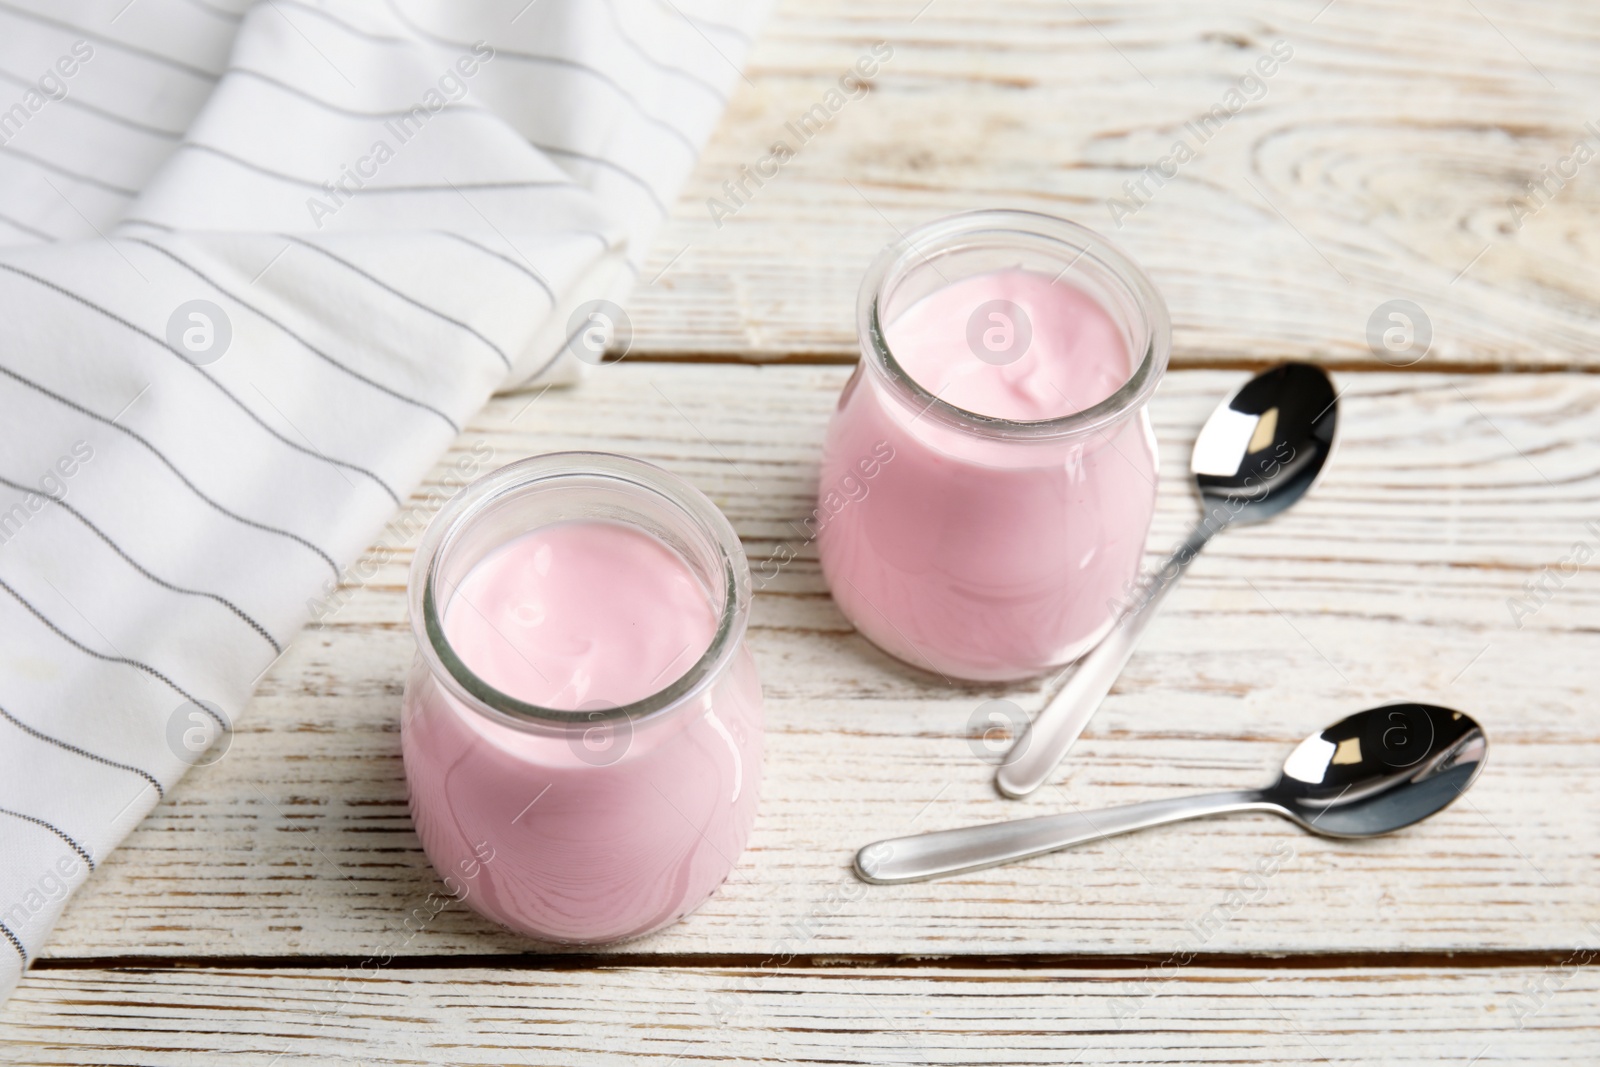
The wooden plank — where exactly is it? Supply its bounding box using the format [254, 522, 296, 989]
[3, 964, 1597, 1064]
[629, 0, 1600, 368]
[39, 365, 1600, 960]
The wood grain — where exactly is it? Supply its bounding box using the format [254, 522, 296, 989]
[626, 0, 1600, 368]
[11, 4, 1600, 1051]
[32, 365, 1600, 962]
[3, 964, 1597, 1064]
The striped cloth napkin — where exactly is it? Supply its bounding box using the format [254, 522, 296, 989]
[0, 0, 758, 1000]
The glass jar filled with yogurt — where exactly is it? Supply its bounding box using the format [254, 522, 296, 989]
[818, 210, 1170, 682]
[402, 452, 762, 944]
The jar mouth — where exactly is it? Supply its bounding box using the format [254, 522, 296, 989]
[408, 452, 751, 732]
[858, 209, 1171, 442]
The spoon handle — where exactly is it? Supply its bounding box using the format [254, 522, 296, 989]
[856, 789, 1273, 884]
[995, 515, 1221, 799]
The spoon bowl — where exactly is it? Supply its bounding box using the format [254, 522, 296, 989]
[1266, 703, 1487, 838]
[858, 703, 1485, 885]
[1191, 361, 1339, 526]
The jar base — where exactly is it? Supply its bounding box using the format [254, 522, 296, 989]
[841, 603, 1119, 685]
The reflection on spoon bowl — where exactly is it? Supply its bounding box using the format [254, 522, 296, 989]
[1271, 703, 1486, 838]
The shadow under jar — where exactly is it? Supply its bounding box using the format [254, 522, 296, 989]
[401, 452, 763, 945]
[817, 211, 1170, 682]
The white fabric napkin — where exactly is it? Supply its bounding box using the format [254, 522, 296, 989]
[0, 0, 757, 999]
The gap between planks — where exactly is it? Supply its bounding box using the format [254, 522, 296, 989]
[609, 352, 1600, 373]
[27, 949, 1594, 974]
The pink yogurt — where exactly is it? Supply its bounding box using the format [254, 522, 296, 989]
[877, 268, 1132, 422]
[818, 215, 1169, 682]
[442, 522, 719, 711]
[402, 457, 762, 945]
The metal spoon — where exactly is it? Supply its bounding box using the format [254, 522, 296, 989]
[859, 703, 1485, 884]
[995, 362, 1340, 799]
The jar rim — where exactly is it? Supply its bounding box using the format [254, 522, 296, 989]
[407, 451, 751, 732]
[857, 209, 1171, 442]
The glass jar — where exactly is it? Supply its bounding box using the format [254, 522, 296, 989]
[401, 452, 763, 944]
[817, 210, 1170, 682]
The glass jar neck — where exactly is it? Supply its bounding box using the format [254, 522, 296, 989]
[409, 451, 751, 735]
[858, 209, 1171, 443]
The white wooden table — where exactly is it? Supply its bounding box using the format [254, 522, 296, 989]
[5, 0, 1600, 1061]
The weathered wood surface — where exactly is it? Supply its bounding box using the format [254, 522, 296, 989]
[628, 0, 1600, 367]
[30, 366, 1600, 961]
[8, 0, 1600, 1057]
[4, 964, 1597, 1065]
